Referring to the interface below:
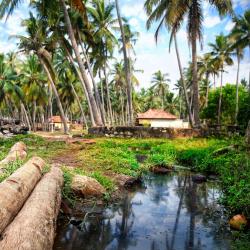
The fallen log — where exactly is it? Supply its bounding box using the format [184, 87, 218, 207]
[0, 142, 27, 169]
[0, 157, 45, 234]
[0, 167, 63, 250]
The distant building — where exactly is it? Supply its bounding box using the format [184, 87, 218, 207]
[48, 116, 70, 131]
[137, 109, 189, 128]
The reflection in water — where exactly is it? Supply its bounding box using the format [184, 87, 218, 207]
[54, 173, 231, 250]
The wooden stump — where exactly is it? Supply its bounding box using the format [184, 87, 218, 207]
[0, 157, 45, 234]
[0, 167, 63, 250]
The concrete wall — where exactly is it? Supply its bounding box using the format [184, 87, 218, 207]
[88, 126, 201, 139]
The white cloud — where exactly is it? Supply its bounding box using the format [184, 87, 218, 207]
[204, 15, 221, 28]
[129, 18, 140, 29]
[225, 20, 234, 32]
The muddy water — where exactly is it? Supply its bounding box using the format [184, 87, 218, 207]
[54, 172, 232, 250]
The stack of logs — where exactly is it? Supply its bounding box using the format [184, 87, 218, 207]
[0, 142, 63, 250]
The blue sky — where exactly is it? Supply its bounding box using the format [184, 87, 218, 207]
[0, 0, 249, 91]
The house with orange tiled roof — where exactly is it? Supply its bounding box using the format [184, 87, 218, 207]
[48, 116, 70, 131]
[136, 109, 189, 128]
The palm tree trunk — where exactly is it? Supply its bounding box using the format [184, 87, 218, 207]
[205, 73, 209, 108]
[103, 66, 113, 125]
[218, 68, 223, 125]
[70, 82, 88, 129]
[235, 54, 240, 125]
[77, 29, 106, 125]
[60, 0, 103, 126]
[21, 102, 31, 131]
[174, 34, 193, 127]
[39, 56, 69, 134]
[32, 100, 37, 131]
[191, 33, 200, 127]
[62, 41, 96, 126]
[115, 0, 133, 125]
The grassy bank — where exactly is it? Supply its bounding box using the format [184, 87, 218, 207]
[0, 135, 249, 217]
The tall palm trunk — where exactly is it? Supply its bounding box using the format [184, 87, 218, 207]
[218, 67, 223, 125]
[235, 53, 240, 125]
[115, 0, 133, 125]
[103, 66, 113, 125]
[60, 0, 103, 126]
[191, 32, 200, 127]
[70, 82, 88, 129]
[174, 34, 193, 127]
[77, 29, 105, 125]
[39, 56, 69, 134]
[205, 73, 209, 108]
[32, 100, 37, 131]
[62, 41, 96, 126]
[21, 102, 31, 131]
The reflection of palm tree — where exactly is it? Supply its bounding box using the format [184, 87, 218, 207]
[169, 176, 187, 250]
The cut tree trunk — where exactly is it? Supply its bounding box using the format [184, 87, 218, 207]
[0, 167, 63, 250]
[0, 142, 27, 169]
[0, 157, 45, 234]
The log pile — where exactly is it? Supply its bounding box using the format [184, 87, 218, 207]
[0, 167, 63, 250]
[0, 157, 45, 234]
[0, 142, 64, 250]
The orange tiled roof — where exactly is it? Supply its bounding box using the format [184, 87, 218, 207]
[137, 109, 177, 120]
[49, 116, 69, 123]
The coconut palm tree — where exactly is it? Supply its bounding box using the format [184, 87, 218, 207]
[20, 54, 47, 130]
[197, 53, 215, 108]
[209, 34, 234, 125]
[17, 13, 69, 134]
[88, 0, 117, 125]
[144, 0, 194, 127]
[115, 0, 133, 125]
[144, 0, 233, 127]
[229, 11, 250, 124]
[151, 70, 170, 109]
[59, 0, 103, 126]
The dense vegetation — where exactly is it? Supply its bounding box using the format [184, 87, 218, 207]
[0, 1, 249, 132]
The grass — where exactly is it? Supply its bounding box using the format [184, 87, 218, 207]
[0, 134, 67, 161]
[0, 134, 249, 248]
[0, 135, 249, 217]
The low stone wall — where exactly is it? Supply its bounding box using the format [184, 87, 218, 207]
[88, 126, 201, 139]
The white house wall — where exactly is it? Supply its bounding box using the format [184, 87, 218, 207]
[150, 119, 189, 128]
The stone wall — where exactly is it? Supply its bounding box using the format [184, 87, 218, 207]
[88, 126, 201, 139]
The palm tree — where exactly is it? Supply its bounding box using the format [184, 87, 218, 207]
[18, 13, 69, 134]
[20, 54, 47, 130]
[59, 0, 103, 127]
[229, 11, 250, 124]
[115, 0, 133, 125]
[145, 0, 233, 127]
[151, 70, 170, 109]
[88, 0, 117, 125]
[209, 34, 234, 125]
[144, 0, 194, 127]
[197, 53, 214, 108]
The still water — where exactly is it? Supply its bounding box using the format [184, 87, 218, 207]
[54, 172, 232, 250]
